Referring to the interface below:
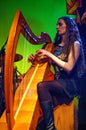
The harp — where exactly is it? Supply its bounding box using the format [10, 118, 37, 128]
[2, 9, 54, 130]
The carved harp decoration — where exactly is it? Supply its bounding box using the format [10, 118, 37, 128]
[4, 9, 53, 130]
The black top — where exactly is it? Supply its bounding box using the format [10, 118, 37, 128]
[52, 44, 81, 98]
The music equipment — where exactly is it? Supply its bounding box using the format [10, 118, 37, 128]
[0, 9, 53, 130]
[0, 53, 5, 117]
[0, 55, 5, 66]
[14, 54, 23, 62]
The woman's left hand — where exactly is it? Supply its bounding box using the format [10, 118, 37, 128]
[36, 49, 49, 57]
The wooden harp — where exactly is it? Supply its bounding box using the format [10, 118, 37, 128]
[4, 9, 54, 130]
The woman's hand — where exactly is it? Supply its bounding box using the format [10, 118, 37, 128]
[28, 49, 51, 64]
[36, 49, 50, 57]
[28, 54, 36, 63]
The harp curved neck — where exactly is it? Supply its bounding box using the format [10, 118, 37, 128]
[22, 23, 52, 44]
[17, 9, 52, 44]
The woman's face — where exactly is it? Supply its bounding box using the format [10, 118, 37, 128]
[56, 19, 67, 35]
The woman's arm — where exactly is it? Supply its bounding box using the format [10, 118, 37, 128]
[37, 41, 80, 73]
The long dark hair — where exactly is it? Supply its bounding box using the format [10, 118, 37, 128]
[54, 16, 86, 77]
[54, 16, 81, 51]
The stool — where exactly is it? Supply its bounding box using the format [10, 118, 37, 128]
[54, 100, 75, 130]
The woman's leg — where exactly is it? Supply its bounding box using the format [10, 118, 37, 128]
[37, 80, 67, 102]
[37, 80, 67, 130]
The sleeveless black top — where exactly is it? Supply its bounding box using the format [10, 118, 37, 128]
[52, 44, 81, 98]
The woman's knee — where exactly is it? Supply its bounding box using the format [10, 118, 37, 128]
[37, 82, 44, 93]
[37, 82, 43, 88]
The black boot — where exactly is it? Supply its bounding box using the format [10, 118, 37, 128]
[36, 117, 46, 130]
[40, 100, 56, 130]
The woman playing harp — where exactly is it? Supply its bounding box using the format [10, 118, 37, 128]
[28, 16, 86, 130]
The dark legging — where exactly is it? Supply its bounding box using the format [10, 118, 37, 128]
[37, 80, 72, 106]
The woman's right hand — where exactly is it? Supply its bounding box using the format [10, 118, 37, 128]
[28, 54, 36, 63]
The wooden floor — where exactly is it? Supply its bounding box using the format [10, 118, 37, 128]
[0, 111, 8, 130]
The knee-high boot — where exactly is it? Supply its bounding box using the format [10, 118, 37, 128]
[40, 100, 56, 130]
